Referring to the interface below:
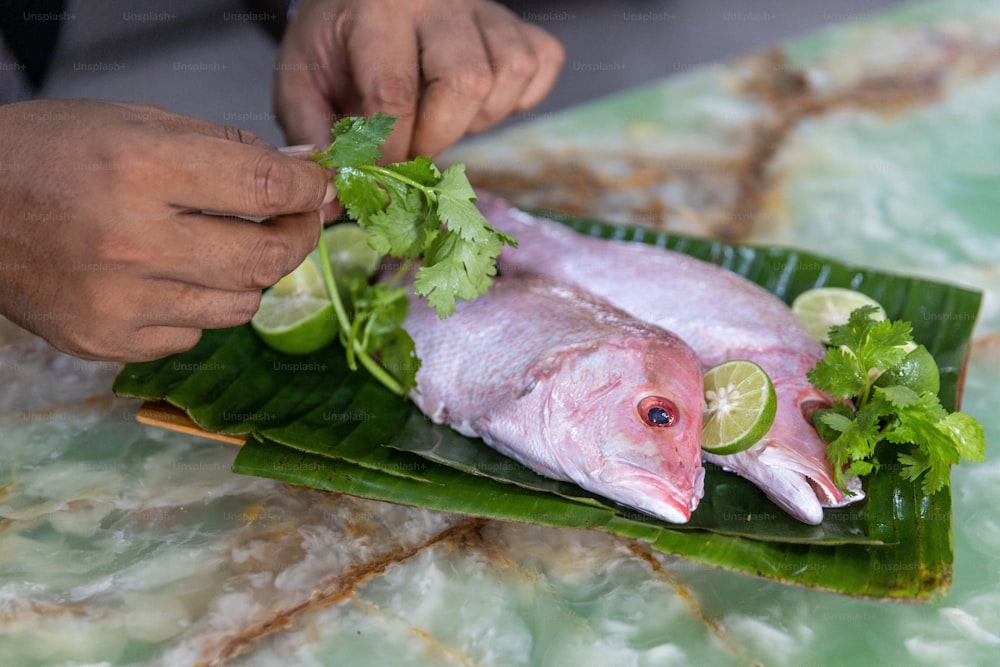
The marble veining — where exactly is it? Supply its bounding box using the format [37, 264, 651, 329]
[5, 1, 1000, 664]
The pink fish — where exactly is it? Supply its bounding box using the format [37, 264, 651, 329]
[405, 272, 706, 523]
[480, 194, 864, 525]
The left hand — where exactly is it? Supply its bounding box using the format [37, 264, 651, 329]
[273, 0, 564, 162]
[0, 100, 333, 361]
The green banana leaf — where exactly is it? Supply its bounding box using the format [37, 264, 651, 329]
[114, 213, 981, 600]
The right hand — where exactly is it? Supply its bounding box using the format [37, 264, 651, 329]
[274, 0, 565, 163]
[0, 99, 334, 361]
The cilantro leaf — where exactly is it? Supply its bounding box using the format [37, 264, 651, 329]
[334, 168, 389, 223]
[827, 305, 882, 350]
[823, 401, 883, 488]
[814, 406, 854, 437]
[807, 305, 987, 495]
[942, 412, 987, 463]
[364, 189, 427, 258]
[414, 229, 503, 318]
[306, 114, 515, 395]
[875, 384, 921, 410]
[319, 114, 395, 167]
[857, 319, 911, 373]
[436, 165, 493, 244]
[387, 156, 441, 186]
[433, 165, 517, 246]
[897, 450, 932, 486]
[808, 347, 866, 400]
[354, 283, 420, 393]
[846, 459, 875, 477]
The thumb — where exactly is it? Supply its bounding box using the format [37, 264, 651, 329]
[163, 134, 335, 217]
[279, 145, 344, 223]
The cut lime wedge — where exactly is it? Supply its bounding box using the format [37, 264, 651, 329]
[791, 287, 886, 344]
[702, 360, 777, 455]
[251, 256, 338, 355]
[323, 222, 381, 280]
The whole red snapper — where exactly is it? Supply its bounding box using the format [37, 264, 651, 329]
[404, 272, 706, 523]
[480, 195, 863, 525]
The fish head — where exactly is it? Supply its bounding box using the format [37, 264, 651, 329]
[759, 371, 864, 513]
[706, 350, 865, 526]
[531, 334, 705, 523]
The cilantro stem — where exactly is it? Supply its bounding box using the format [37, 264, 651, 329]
[315, 227, 352, 356]
[359, 165, 439, 204]
[387, 259, 414, 287]
[355, 345, 405, 395]
[305, 113, 504, 398]
[315, 225, 405, 396]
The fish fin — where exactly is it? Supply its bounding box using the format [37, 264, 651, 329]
[516, 376, 538, 398]
[516, 347, 585, 399]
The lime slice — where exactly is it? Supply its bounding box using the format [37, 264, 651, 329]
[323, 223, 380, 280]
[874, 344, 941, 395]
[251, 257, 338, 355]
[791, 287, 886, 344]
[702, 360, 778, 455]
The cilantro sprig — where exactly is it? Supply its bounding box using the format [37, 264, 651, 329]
[808, 305, 986, 494]
[310, 114, 515, 395]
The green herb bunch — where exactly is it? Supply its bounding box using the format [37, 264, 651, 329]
[808, 306, 986, 494]
[310, 114, 515, 395]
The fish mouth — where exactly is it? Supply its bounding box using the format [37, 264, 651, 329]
[699, 381, 866, 526]
[599, 463, 704, 524]
[800, 396, 834, 423]
[704, 443, 866, 525]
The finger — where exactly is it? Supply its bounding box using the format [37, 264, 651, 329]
[62, 321, 204, 363]
[277, 144, 319, 158]
[343, 10, 422, 162]
[273, 47, 342, 149]
[61, 276, 260, 362]
[279, 144, 342, 220]
[143, 210, 323, 291]
[512, 24, 565, 112]
[466, 5, 539, 134]
[103, 103, 336, 217]
[115, 326, 205, 363]
[110, 101, 271, 148]
[126, 279, 263, 330]
[152, 133, 334, 217]
[410, 15, 494, 157]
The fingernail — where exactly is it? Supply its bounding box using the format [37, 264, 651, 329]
[323, 182, 337, 205]
[279, 144, 317, 157]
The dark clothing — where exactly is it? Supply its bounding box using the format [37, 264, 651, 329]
[0, 0, 67, 88]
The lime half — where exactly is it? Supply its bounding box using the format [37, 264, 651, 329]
[251, 256, 338, 355]
[791, 287, 886, 344]
[702, 360, 778, 455]
[323, 223, 380, 281]
[874, 343, 940, 395]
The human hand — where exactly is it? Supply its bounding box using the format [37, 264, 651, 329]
[274, 0, 564, 162]
[0, 99, 333, 361]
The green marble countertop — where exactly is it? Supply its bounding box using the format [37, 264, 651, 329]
[4, 2, 1000, 665]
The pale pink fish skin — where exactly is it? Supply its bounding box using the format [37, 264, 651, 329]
[480, 194, 864, 525]
[404, 273, 706, 523]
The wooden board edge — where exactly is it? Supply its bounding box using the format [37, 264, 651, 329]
[136, 401, 247, 446]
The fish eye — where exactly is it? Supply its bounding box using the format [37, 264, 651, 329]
[638, 396, 678, 428]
